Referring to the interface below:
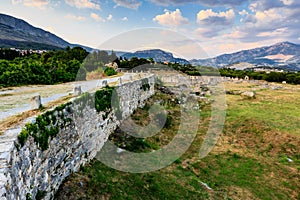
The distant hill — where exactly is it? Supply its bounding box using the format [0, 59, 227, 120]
[0, 13, 92, 51]
[122, 49, 189, 65]
[190, 42, 300, 71]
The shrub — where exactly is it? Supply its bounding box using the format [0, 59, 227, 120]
[104, 67, 117, 76]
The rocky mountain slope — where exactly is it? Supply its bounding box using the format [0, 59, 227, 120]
[190, 42, 300, 71]
[0, 13, 92, 51]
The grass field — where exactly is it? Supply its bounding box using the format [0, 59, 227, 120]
[55, 81, 300, 200]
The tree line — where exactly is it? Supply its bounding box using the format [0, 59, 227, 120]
[219, 68, 300, 84]
[0, 47, 118, 87]
[1, 48, 299, 87]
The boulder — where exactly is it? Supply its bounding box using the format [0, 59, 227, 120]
[241, 91, 255, 99]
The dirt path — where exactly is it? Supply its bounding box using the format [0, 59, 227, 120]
[0, 73, 141, 122]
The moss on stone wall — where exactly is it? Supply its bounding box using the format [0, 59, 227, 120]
[141, 78, 150, 91]
[17, 86, 120, 150]
[16, 79, 153, 151]
[17, 102, 71, 150]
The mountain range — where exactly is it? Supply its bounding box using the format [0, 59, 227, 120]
[0, 13, 300, 71]
[190, 42, 300, 71]
[122, 49, 189, 64]
[0, 13, 92, 51]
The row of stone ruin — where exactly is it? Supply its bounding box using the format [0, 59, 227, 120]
[29, 74, 145, 110]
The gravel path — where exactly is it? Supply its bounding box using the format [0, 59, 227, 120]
[0, 73, 141, 121]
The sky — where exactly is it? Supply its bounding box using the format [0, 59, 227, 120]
[1, 0, 300, 59]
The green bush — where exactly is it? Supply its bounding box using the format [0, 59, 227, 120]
[141, 78, 150, 91]
[17, 102, 71, 150]
[104, 67, 117, 76]
[18, 129, 30, 147]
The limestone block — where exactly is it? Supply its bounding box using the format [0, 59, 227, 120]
[30, 95, 41, 110]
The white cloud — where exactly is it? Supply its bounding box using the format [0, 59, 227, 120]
[11, 0, 49, 9]
[197, 9, 235, 26]
[90, 13, 105, 22]
[257, 27, 288, 37]
[65, 0, 101, 10]
[227, 0, 300, 43]
[65, 14, 86, 21]
[113, 0, 141, 10]
[225, 30, 247, 39]
[195, 9, 235, 38]
[121, 17, 128, 21]
[239, 9, 248, 16]
[107, 14, 113, 21]
[153, 9, 189, 27]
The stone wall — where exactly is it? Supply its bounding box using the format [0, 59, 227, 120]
[0, 75, 155, 200]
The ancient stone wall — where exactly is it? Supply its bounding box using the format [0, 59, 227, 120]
[0, 75, 155, 200]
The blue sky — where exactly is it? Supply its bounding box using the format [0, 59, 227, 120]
[1, 0, 300, 59]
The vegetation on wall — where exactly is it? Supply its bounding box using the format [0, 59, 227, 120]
[17, 85, 123, 150]
[95, 86, 114, 113]
[17, 102, 72, 150]
[141, 78, 150, 91]
[94, 86, 123, 120]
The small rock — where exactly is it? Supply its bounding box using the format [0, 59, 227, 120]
[241, 91, 255, 99]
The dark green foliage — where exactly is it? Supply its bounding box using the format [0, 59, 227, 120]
[36, 190, 47, 200]
[219, 68, 300, 84]
[26, 193, 32, 200]
[164, 115, 172, 128]
[140, 78, 150, 91]
[18, 129, 30, 147]
[0, 47, 89, 87]
[73, 92, 94, 117]
[17, 103, 72, 151]
[94, 86, 114, 113]
[94, 86, 123, 119]
[104, 67, 117, 76]
[119, 57, 150, 69]
[30, 113, 60, 150]
[83, 50, 117, 72]
[0, 49, 22, 60]
[167, 63, 220, 76]
[169, 63, 201, 75]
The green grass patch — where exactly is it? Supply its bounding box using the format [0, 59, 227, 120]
[56, 83, 300, 200]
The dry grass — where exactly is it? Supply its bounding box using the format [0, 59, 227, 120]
[0, 95, 73, 133]
[86, 71, 104, 80]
